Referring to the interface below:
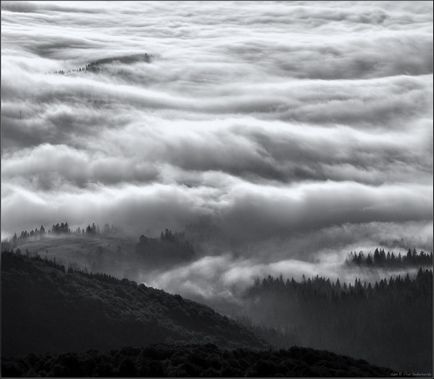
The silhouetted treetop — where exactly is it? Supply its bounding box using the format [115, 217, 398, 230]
[346, 248, 432, 268]
[135, 229, 196, 267]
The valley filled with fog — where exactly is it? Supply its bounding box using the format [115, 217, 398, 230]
[1, 1, 433, 376]
[2, 0, 432, 302]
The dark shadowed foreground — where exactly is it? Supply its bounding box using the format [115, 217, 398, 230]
[1, 251, 397, 377]
[1, 252, 263, 357]
[2, 344, 394, 377]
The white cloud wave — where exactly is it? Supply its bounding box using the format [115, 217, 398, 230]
[1, 1, 432, 276]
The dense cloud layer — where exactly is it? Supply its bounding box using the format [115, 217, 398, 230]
[1, 2, 432, 293]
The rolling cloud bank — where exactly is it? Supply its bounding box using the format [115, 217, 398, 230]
[1, 1, 432, 297]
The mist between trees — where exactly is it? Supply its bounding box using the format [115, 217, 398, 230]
[1, 222, 432, 373]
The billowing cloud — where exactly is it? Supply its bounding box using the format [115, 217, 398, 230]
[1, 0, 432, 295]
[147, 223, 432, 301]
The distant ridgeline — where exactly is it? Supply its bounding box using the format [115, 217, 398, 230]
[346, 248, 432, 268]
[2, 222, 119, 245]
[52, 53, 152, 75]
[1, 223, 198, 270]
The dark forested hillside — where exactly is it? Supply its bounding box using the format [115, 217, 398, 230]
[1, 252, 264, 357]
[2, 344, 394, 377]
[1, 251, 399, 377]
[242, 271, 433, 373]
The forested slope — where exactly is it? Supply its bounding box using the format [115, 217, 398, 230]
[2, 344, 394, 377]
[1, 252, 264, 357]
[242, 270, 433, 372]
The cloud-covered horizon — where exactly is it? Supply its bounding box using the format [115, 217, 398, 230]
[1, 1, 432, 277]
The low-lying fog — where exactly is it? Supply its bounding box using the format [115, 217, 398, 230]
[1, 1, 432, 303]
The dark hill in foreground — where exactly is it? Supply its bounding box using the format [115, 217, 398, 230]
[2, 344, 394, 377]
[1, 252, 264, 357]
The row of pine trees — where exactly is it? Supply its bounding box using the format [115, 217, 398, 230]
[7, 222, 119, 245]
[346, 248, 432, 267]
